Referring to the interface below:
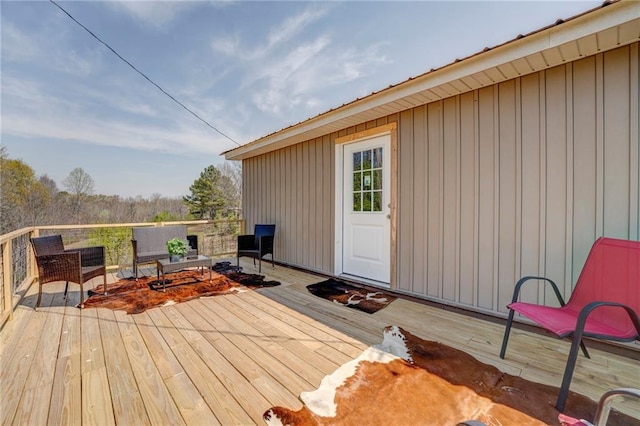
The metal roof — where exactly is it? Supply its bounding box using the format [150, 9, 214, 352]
[224, 0, 640, 161]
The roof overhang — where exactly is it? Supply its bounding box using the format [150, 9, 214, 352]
[224, 1, 640, 161]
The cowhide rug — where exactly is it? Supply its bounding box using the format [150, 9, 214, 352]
[85, 268, 277, 314]
[264, 326, 637, 426]
[306, 278, 396, 314]
[213, 261, 281, 289]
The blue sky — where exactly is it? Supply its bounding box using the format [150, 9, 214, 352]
[1, 0, 601, 198]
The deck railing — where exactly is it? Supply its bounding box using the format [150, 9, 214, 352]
[0, 219, 245, 328]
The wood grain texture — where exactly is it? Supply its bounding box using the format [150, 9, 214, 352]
[0, 258, 637, 424]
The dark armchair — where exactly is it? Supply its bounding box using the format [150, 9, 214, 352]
[237, 224, 275, 273]
[30, 235, 107, 309]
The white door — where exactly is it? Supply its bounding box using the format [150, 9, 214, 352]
[342, 135, 391, 284]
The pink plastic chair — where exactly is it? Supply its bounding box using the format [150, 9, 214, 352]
[500, 237, 640, 412]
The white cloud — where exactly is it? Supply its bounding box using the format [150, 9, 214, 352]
[211, 4, 330, 61]
[251, 36, 331, 114]
[1, 73, 243, 156]
[211, 34, 242, 57]
[251, 40, 390, 115]
[265, 6, 329, 51]
[2, 107, 237, 156]
[1, 19, 40, 63]
[58, 50, 95, 77]
[106, 1, 197, 29]
[208, 4, 389, 118]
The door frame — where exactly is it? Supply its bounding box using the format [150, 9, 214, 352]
[334, 122, 398, 288]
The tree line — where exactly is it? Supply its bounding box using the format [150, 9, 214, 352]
[0, 147, 242, 234]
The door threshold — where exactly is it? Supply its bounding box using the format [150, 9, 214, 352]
[338, 273, 390, 288]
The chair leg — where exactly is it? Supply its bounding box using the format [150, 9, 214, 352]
[102, 274, 107, 296]
[36, 284, 43, 310]
[258, 257, 262, 273]
[579, 340, 590, 359]
[64, 281, 69, 298]
[499, 309, 516, 359]
[556, 330, 585, 412]
[78, 282, 85, 309]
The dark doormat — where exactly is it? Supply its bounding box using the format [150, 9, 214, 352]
[306, 278, 396, 314]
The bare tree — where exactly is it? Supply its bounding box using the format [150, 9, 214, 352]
[62, 167, 94, 219]
[219, 161, 242, 217]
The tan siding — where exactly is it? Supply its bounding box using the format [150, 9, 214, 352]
[302, 141, 310, 267]
[241, 138, 334, 272]
[314, 139, 322, 268]
[412, 107, 427, 295]
[324, 135, 333, 272]
[603, 47, 630, 239]
[544, 65, 568, 303]
[398, 110, 415, 293]
[477, 87, 496, 310]
[295, 144, 303, 266]
[458, 92, 476, 306]
[427, 102, 442, 298]
[631, 43, 639, 241]
[497, 80, 517, 312]
[572, 56, 598, 289]
[241, 43, 640, 317]
[519, 74, 542, 304]
[442, 98, 457, 302]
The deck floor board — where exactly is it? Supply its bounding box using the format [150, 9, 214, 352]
[1, 259, 638, 424]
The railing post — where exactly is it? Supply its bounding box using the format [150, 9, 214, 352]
[2, 240, 14, 321]
[30, 229, 39, 284]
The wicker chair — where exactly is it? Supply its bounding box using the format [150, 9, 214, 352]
[30, 235, 107, 309]
[237, 224, 275, 273]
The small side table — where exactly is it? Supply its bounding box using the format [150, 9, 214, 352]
[156, 255, 212, 292]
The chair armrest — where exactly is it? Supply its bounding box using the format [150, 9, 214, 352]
[36, 252, 82, 283]
[577, 301, 640, 339]
[510, 276, 565, 306]
[238, 234, 256, 250]
[259, 235, 274, 253]
[593, 388, 640, 425]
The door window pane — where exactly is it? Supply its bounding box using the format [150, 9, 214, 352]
[373, 169, 382, 190]
[353, 152, 362, 171]
[353, 172, 362, 191]
[363, 170, 372, 190]
[353, 193, 362, 211]
[363, 149, 372, 169]
[373, 148, 382, 168]
[351, 146, 383, 213]
[362, 192, 372, 211]
[373, 191, 382, 211]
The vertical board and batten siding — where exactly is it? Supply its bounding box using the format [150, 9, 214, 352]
[242, 116, 398, 274]
[242, 43, 639, 316]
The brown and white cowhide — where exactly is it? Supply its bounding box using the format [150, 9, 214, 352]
[306, 279, 396, 314]
[264, 326, 637, 426]
[84, 270, 242, 314]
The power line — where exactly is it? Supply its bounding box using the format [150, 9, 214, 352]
[49, 0, 240, 147]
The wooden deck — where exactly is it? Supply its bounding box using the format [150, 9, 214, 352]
[1, 259, 638, 425]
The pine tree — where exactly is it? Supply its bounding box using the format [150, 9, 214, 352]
[183, 165, 232, 219]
